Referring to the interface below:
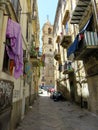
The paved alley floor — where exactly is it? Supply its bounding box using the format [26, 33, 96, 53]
[15, 92, 98, 130]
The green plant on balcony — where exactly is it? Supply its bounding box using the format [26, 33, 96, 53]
[32, 59, 39, 67]
[30, 44, 37, 58]
[39, 60, 45, 67]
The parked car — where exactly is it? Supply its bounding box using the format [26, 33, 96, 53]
[50, 91, 63, 101]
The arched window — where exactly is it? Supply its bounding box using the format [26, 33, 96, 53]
[48, 28, 52, 34]
[48, 38, 52, 44]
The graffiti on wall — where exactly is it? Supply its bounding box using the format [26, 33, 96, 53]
[0, 80, 14, 112]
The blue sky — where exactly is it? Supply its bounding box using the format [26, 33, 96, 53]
[37, 0, 58, 50]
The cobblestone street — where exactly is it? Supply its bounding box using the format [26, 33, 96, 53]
[15, 92, 98, 130]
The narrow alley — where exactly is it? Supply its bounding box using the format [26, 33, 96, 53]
[0, 0, 98, 130]
[15, 92, 98, 130]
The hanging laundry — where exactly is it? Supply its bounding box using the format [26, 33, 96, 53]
[79, 34, 84, 41]
[6, 18, 23, 79]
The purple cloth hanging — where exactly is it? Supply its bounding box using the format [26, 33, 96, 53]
[6, 18, 23, 79]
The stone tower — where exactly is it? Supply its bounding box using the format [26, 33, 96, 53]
[41, 20, 54, 87]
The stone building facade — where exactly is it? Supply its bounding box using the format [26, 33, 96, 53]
[41, 20, 55, 88]
[0, 0, 40, 130]
[69, 0, 98, 114]
[53, 0, 98, 114]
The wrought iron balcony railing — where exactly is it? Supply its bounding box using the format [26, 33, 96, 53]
[75, 31, 98, 60]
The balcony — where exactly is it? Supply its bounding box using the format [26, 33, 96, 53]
[60, 35, 72, 48]
[54, 50, 61, 61]
[30, 45, 40, 67]
[30, 58, 39, 67]
[70, 0, 91, 24]
[62, 10, 70, 25]
[75, 31, 98, 60]
[30, 44, 38, 58]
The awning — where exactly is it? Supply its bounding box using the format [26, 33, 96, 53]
[67, 35, 79, 57]
[70, 0, 91, 24]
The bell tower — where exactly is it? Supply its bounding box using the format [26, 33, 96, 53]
[41, 20, 55, 87]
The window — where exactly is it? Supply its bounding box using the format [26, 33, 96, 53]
[42, 76, 45, 81]
[3, 47, 9, 72]
[3, 38, 15, 76]
[48, 28, 52, 34]
[3, 38, 10, 73]
[63, 0, 66, 10]
[48, 38, 52, 44]
[11, 0, 21, 21]
[65, 22, 69, 34]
